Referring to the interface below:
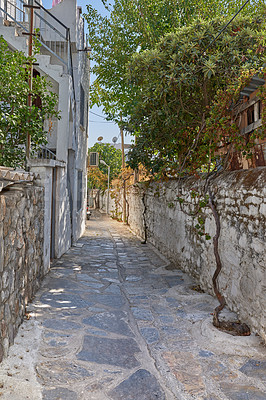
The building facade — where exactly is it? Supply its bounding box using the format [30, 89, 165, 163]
[0, 0, 89, 267]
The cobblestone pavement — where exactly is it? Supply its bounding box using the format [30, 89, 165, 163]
[0, 211, 266, 400]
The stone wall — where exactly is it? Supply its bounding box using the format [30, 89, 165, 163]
[121, 168, 266, 340]
[0, 183, 44, 361]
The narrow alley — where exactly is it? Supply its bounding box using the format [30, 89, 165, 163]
[0, 211, 265, 400]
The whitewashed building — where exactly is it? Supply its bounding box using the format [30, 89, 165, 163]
[0, 0, 89, 269]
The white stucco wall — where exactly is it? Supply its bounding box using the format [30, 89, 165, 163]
[55, 166, 72, 257]
[47, 0, 77, 43]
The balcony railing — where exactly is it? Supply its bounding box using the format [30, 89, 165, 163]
[0, 0, 75, 101]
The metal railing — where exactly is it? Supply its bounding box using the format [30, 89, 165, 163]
[37, 146, 57, 160]
[0, 0, 27, 22]
[0, 0, 75, 100]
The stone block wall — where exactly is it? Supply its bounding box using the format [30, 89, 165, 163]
[124, 168, 266, 340]
[0, 183, 44, 361]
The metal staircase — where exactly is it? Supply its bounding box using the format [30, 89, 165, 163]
[0, 0, 74, 76]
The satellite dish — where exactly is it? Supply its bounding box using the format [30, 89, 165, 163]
[97, 136, 103, 142]
[112, 136, 118, 143]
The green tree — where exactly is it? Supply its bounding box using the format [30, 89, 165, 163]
[84, 0, 264, 122]
[0, 37, 60, 168]
[88, 142, 122, 188]
[87, 166, 107, 191]
[126, 11, 266, 175]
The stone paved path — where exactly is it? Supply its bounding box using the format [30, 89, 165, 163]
[0, 211, 266, 399]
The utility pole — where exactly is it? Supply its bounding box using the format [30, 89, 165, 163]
[120, 113, 127, 223]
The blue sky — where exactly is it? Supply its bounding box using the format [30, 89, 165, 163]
[42, 0, 133, 147]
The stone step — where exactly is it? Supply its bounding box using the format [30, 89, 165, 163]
[36, 53, 64, 75]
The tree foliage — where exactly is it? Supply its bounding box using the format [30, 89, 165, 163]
[85, 0, 265, 122]
[0, 37, 60, 168]
[87, 166, 107, 191]
[87, 142, 122, 190]
[125, 11, 266, 175]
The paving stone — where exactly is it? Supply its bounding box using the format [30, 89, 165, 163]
[40, 292, 95, 309]
[76, 273, 99, 282]
[165, 297, 180, 307]
[126, 275, 142, 282]
[88, 306, 107, 313]
[57, 309, 83, 317]
[43, 277, 79, 290]
[199, 350, 214, 358]
[152, 304, 171, 314]
[43, 319, 82, 331]
[160, 325, 181, 335]
[51, 266, 76, 274]
[104, 284, 122, 294]
[43, 387, 78, 400]
[132, 307, 154, 321]
[144, 276, 166, 290]
[36, 361, 93, 384]
[108, 369, 166, 400]
[79, 281, 105, 289]
[83, 311, 133, 336]
[42, 331, 74, 351]
[86, 327, 108, 336]
[130, 295, 149, 301]
[84, 377, 114, 394]
[220, 382, 266, 400]
[140, 327, 160, 344]
[164, 276, 184, 287]
[100, 271, 120, 280]
[44, 332, 70, 339]
[159, 315, 174, 324]
[77, 335, 141, 368]
[202, 359, 238, 382]
[157, 289, 168, 294]
[124, 285, 151, 294]
[163, 351, 206, 397]
[239, 359, 266, 381]
[176, 309, 187, 318]
[85, 293, 125, 308]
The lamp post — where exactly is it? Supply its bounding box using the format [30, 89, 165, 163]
[100, 160, 110, 214]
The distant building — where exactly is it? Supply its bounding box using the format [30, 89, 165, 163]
[112, 143, 132, 161]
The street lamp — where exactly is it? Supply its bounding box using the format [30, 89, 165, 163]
[100, 160, 110, 214]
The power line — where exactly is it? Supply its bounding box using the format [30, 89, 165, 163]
[202, 0, 251, 56]
[89, 110, 107, 119]
[89, 120, 114, 123]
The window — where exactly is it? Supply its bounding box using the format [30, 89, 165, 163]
[247, 104, 254, 125]
[89, 152, 99, 166]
